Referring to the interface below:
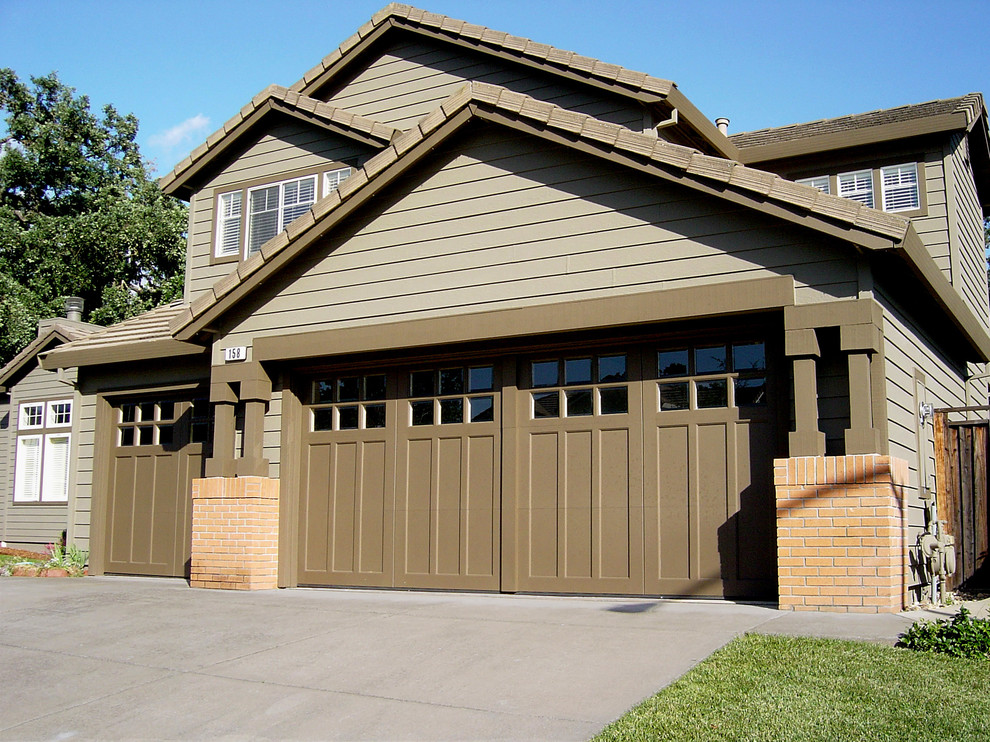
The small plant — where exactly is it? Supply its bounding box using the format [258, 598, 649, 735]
[42, 541, 88, 575]
[898, 607, 990, 659]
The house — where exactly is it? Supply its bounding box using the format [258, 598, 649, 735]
[36, 4, 990, 611]
[0, 299, 100, 552]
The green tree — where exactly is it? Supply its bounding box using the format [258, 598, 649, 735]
[0, 69, 186, 366]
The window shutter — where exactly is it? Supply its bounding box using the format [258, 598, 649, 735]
[42, 434, 71, 502]
[14, 435, 42, 502]
[216, 192, 242, 257]
[881, 163, 919, 212]
[837, 170, 874, 208]
[796, 175, 830, 194]
[247, 185, 280, 255]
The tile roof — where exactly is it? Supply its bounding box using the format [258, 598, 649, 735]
[291, 4, 676, 101]
[0, 322, 101, 389]
[159, 85, 399, 196]
[171, 81, 914, 339]
[730, 94, 985, 149]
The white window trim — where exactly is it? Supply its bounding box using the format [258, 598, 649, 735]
[322, 167, 352, 197]
[796, 175, 830, 194]
[14, 434, 42, 502]
[19, 402, 44, 430]
[46, 399, 73, 428]
[837, 169, 874, 208]
[41, 432, 71, 502]
[880, 162, 920, 212]
[215, 191, 243, 258]
[245, 174, 317, 259]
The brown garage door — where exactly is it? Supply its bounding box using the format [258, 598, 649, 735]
[105, 396, 210, 577]
[299, 364, 500, 589]
[300, 337, 777, 598]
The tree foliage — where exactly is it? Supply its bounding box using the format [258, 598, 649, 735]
[0, 69, 186, 366]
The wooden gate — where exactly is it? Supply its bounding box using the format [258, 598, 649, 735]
[934, 407, 990, 589]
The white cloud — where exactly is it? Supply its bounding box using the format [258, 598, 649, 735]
[148, 114, 211, 149]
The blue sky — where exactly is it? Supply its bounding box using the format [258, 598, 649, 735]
[2, 0, 988, 179]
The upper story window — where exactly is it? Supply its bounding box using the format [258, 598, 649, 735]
[214, 166, 353, 262]
[796, 163, 922, 214]
[880, 163, 920, 212]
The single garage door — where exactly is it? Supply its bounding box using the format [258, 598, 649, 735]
[105, 396, 210, 577]
[299, 363, 500, 589]
[300, 338, 777, 598]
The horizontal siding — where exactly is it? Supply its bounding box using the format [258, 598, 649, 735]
[876, 282, 968, 590]
[264, 389, 282, 480]
[324, 35, 645, 131]
[951, 133, 989, 329]
[0, 400, 9, 541]
[220, 124, 858, 350]
[185, 119, 377, 304]
[911, 151, 950, 281]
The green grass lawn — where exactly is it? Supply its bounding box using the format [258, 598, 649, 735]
[594, 634, 990, 742]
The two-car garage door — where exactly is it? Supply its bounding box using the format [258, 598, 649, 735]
[299, 337, 778, 599]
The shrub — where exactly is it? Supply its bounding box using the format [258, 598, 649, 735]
[898, 607, 990, 659]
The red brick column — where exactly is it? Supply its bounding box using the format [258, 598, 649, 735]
[190, 477, 279, 590]
[775, 455, 908, 613]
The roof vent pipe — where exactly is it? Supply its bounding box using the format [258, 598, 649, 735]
[715, 117, 730, 136]
[64, 296, 84, 323]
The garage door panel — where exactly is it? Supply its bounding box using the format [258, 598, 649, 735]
[650, 424, 690, 582]
[526, 432, 559, 578]
[563, 429, 592, 579]
[358, 440, 388, 574]
[465, 434, 497, 578]
[109, 457, 136, 566]
[697, 423, 729, 583]
[736, 419, 776, 585]
[151, 453, 180, 569]
[600, 428, 632, 580]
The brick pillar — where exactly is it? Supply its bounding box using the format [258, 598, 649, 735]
[190, 477, 279, 590]
[775, 455, 908, 613]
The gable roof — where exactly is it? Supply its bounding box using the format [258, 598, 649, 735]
[731, 93, 987, 164]
[0, 322, 100, 392]
[40, 302, 207, 371]
[159, 86, 399, 200]
[290, 3, 737, 160]
[164, 81, 990, 361]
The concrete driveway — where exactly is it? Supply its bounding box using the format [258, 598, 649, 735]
[0, 577, 914, 741]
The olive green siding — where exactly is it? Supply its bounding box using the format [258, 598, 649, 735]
[949, 132, 989, 330]
[0, 398, 9, 542]
[215, 124, 859, 360]
[264, 388, 283, 479]
[184, 119, 377, 303]
[322, 35, 647, 132]
[913, 147, 950, 278]
[2, 362, 78, 548]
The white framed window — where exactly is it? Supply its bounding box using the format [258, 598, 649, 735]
[837, 169, 874, 208]
[14, 435, 42, 502]
[215, 191, 243, 258]
[323, 167, 352, 196]
[246, 175, 317, 257]
[41, 433, 71, 502]
[881, 163, 920, 212]
[47, 399, 72, 427]
[20, 402, 44, 429]
[796, 175, 830, 194]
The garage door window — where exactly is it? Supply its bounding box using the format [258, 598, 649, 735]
[658, 342, 765, 411]
[118, 398, 211, 447]
[409, 365, 495, 426]
[312, 374, 387, 431]
[529, 354, 628, 418]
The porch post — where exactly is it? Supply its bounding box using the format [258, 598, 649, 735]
[842, 323, 883, 455]
[785, 328, 825, 457]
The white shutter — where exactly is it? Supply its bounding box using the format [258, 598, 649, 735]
[42, 433, 71, 502]
[837, 169, 874, 208]
[247, 185, 280, 255]
[881, 163, 919, 212]
[796, 175, 830, 194]
[14, 435, 42, 502]
[215, 192, 242, 257]
[323, 167, 352, 195]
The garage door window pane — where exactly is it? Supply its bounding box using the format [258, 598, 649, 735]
[364, 404, 386, 429]
[565, 358, 592, 385]
[533, 391, 559, 418]
[659, 350, 688, 377]
[439, 398, 462, 424]
[659, 382, 689, 411]
[411, 371, 435, 398]
[338, 406, 359, 430]
[121, 404, 136, 423]
[598, 355, 626, 383]
[565, 389, 593, 416]
[732, 343, 766, 371]
[599, 386, 628, 415]
[696, 379, 728, 408]
[469, 366, 494, 392]
[695, 346, 727, 375]
[469, 396, 494, 422]
[140, 402, 156, 421]
[411, 400, 434, 426]
[315, 381, 334, 404]
[735, 377, 767, 406]
[439, 369, 464, 396]
[158, 425, 174, 446]
[337, 377, 360, 403]
[120, 428, 135, 446]
[159, 401, 175, 421]
[138, 426, 154, 445]
[532, 361, 558, 388]
[364, 375, 387, 401]
[313, 408, 333, 431]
